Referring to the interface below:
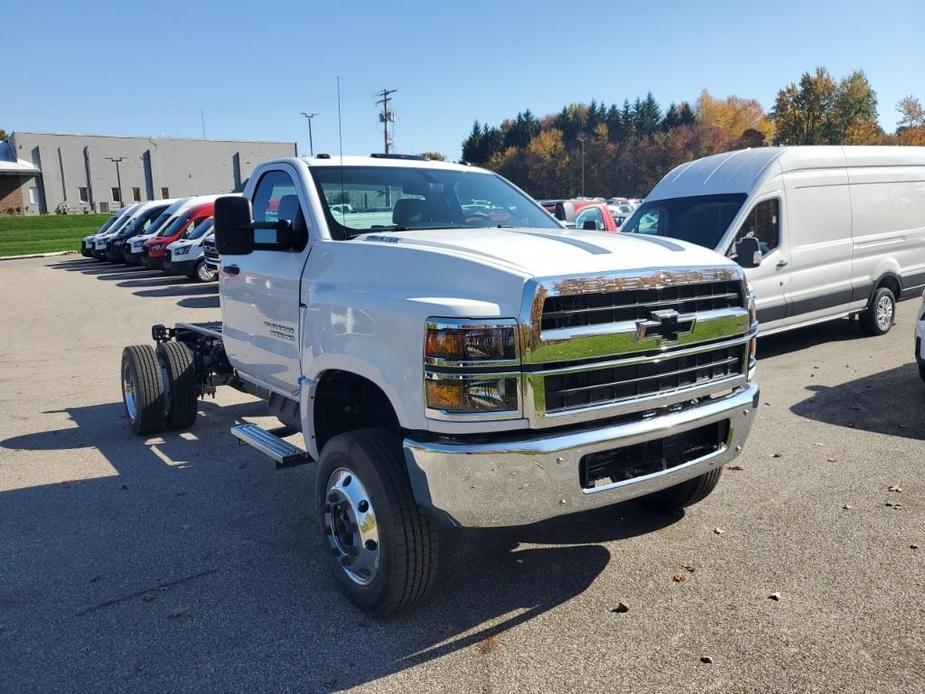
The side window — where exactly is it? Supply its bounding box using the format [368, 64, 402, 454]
[732, 199, 780, 255]
[576, 208, 604, 230]
[629, 210, 661, 235]
[252, 170, 304, 227]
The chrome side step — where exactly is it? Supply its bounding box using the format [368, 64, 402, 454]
[231, 423, 313, 469]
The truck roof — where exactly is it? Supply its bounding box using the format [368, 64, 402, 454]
[296, 155, 486, 174]
[646, 145, 925, 200]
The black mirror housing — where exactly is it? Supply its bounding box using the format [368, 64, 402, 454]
[735, 236, 762, 268]
[582, 219, 598, 231]
[215, 196, 255, 255]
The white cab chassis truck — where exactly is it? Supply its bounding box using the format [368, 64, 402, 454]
[119, 154, 760, 615]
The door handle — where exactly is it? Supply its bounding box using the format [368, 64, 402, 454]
[775, 259, 788, 269]
[223, 264, 240, 275]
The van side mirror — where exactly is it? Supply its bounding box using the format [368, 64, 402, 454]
[735, 237, 762, 268]
[214, 195, 255, 255]
[582, 219, 598, 231]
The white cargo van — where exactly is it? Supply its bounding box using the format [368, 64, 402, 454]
[623, 146, 925, 336]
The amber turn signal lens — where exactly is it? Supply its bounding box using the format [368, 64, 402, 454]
[426, 377, 518, 413]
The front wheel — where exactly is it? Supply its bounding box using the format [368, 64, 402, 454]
[640, 468, 723, 513]
[859, 287, 896, 336]
[316, 428, 439, 617]
[193, 259, 217, 283]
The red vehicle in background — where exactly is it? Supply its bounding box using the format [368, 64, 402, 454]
[142, 200, 215, 270]
[550, 199, 623, 233]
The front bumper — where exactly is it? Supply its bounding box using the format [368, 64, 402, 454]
[163, 257, 199, 275]
[404, 382, 759, 527]
[141, 254, 164, 269]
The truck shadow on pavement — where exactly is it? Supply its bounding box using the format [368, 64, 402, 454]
[757, 318, 864, 358]
[0, 399, 678, 691]
[791, 363, 925, 440]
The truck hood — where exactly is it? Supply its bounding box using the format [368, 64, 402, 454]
[357, 227, 735, 277]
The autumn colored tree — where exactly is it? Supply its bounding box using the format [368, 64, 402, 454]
[419, 151, 445, 161]
[0, 130, 7, 142]
[696, 90, 775, 150]
[772, 67, 879, 145]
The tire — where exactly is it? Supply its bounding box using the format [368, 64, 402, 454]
[918, 359, 925, 383]
[121, 345, 166, 436]
[859, 286, 896, 336]
[156, 341, 199, 429]
[193, 260, 217, 283]
[316, 428, 438, 617]
[640, 468, 723, 513]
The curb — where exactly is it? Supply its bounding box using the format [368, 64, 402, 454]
[0, 250, 80, 262]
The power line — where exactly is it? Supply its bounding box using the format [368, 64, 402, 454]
[375, 88, 397, 154]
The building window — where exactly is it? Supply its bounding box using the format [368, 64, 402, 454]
[112, 187, 121, 203]
[132, 187, 141, 202]
[78, 187, 90, 203]
[28, 187, 40, 205]
[99, 202, 110, 213]
[161, 187, 170, 199]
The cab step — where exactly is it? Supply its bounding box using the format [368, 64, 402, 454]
[231, 423, 313, 469]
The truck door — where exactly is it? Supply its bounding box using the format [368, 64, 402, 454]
[727, 197, 788, 326]
[219, 165, 309, 395]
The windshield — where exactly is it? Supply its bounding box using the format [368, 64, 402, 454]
[622, 194, 747, 250]
[121, 206, 167, 236]
[146, 210, 174, 236]
[310, 165, 559, 238]
[157, 212, 193, 238]
[184, 217, 213, 240]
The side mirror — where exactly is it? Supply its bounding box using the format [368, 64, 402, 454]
[735, 237, 762, 268]
[214, 195, 255, 255]
[582, 219, 598, 231]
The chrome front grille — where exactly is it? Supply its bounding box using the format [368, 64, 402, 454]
[543, 343, 747, 413]
[541, 280, 743, 331]
[520, 266, 754, 427]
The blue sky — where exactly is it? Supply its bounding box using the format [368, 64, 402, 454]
[3, 0, 923, 160]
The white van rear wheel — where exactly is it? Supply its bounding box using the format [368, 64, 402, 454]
[860, 287, 895, 336]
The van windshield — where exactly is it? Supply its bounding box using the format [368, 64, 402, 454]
[184, 217, 213, 240]
[310, 165, 560, 238]
[622, 194, 747, 250]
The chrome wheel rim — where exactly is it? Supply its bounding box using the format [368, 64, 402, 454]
[197, 261, 215, 282]
[323, 468, 380, 586]
[876, 294, 894, 331]
[122, 361, 137, 421]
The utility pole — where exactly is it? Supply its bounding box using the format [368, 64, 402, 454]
[576, 135, 588, 197]
[106, 156, 125, 208]
[300, 112, 318, 156]
[376, 88, 397, 153]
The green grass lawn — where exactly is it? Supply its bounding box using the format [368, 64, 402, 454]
[0, 214, 111, 257]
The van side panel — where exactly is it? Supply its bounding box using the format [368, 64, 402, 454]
[783, 169, 860, 321]
[848, 165, 925, 298]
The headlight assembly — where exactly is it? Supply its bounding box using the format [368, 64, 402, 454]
[424, 319, 521, 418]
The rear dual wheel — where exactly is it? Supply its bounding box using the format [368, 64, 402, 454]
[120, 342, 198, 435]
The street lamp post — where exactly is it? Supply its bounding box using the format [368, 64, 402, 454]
[300, 112, 318, 156]
[106, 156, 125, 208]
[576, 135, 587, 197]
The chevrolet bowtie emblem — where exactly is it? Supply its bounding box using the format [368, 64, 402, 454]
[634, 309, 695, 342]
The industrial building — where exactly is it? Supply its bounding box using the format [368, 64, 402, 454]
[0, 131, 297, 215]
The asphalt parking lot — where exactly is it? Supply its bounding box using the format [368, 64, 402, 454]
[1, 255, 923, 693]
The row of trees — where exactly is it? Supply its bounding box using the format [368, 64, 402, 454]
[460, 68, 925, 198]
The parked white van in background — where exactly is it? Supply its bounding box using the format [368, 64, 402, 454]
[623, 146, 925, 336]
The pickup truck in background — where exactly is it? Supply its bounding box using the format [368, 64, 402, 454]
[119, 154, 759, 615]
